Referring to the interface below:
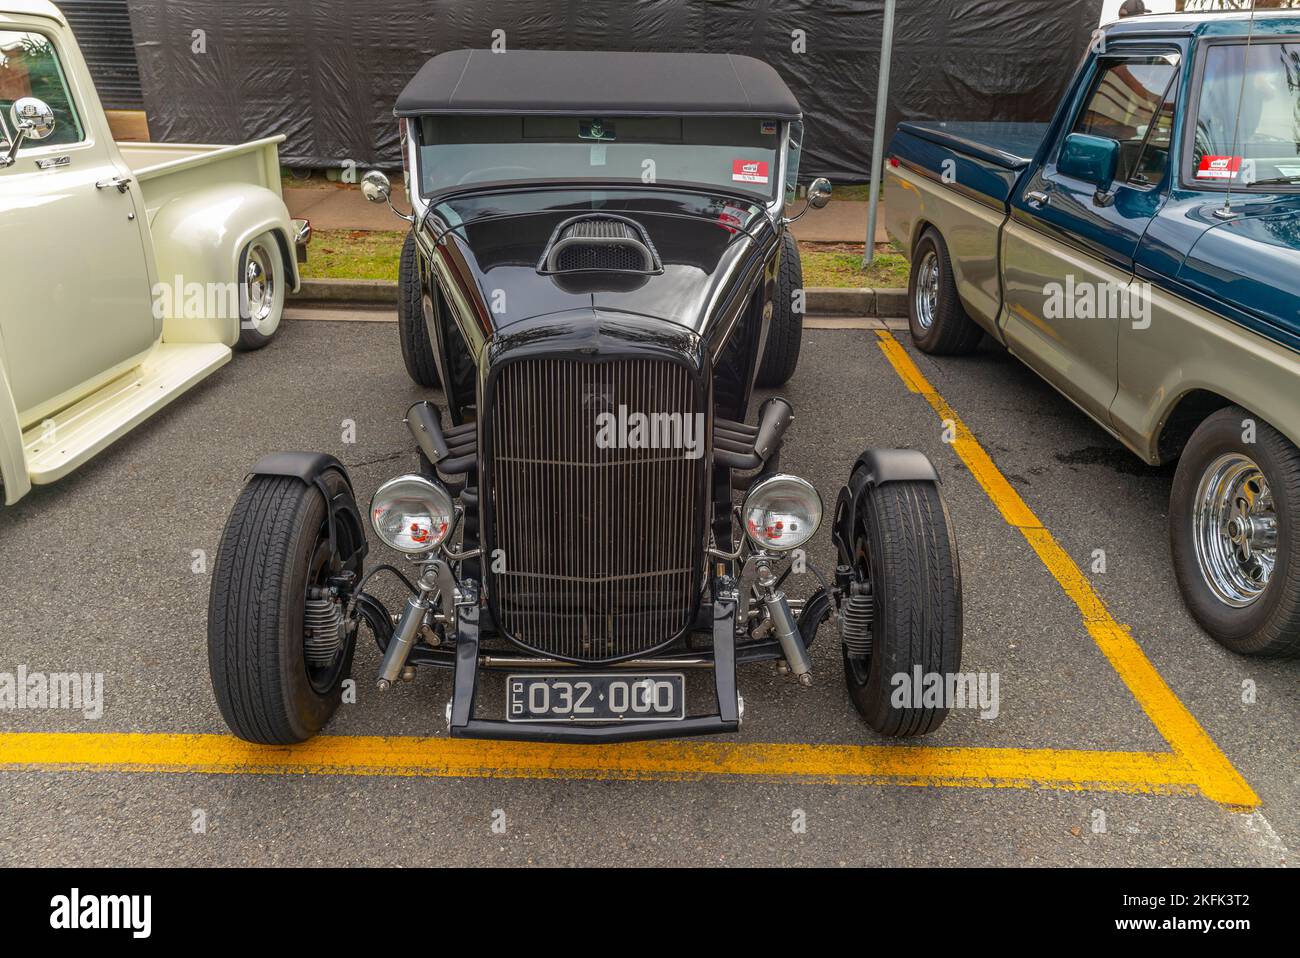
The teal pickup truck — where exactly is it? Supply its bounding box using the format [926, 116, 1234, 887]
[886, 9, 1300, 657]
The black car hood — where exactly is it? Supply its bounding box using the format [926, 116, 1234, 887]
[424, 187, 776, 338]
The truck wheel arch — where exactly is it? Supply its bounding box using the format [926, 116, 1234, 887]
[1156, 389, 1235, 464]
[149, 183, 301, 347]
[1154, 389, 1300, 466]
[910, 218, 937, 258]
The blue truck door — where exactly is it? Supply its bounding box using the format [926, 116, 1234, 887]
[1001, 50, 1180, 426]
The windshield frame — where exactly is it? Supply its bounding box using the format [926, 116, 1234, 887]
[409, 114, 794, 215]
[1180, 34, 1300, 193]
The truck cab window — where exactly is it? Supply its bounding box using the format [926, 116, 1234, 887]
[1191, 42, 1300, 189]
[1071, 57, 1177, 185]
[0, 30, 84, 150]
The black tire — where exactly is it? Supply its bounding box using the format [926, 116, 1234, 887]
[208, 472, 362, 744]
[842, 478, 963, 736]
[398, 231, 442, 388]
[907, 228, 983, 356]
[755, 231, 804, 387]
[1169, 406, 1300, 657]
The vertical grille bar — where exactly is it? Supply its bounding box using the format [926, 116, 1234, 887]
[488, 356, 703, 661]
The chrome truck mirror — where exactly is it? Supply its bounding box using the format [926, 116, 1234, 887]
[1, 97, 56, 168]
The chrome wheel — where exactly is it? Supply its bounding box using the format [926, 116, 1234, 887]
[1192, 453, 1277, 608]
[914, 249, 939, 331]
[243, 239, 277, 331]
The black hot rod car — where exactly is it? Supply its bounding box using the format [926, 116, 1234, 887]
[207, 50, 963, 744]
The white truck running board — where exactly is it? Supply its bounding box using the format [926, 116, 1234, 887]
[22, 343, 231, 485]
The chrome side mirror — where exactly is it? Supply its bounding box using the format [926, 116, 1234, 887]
[361, 169, 391, 204]
[1, 97, 56, 169]
[361, 169, 414, 224]
[807, 176, 833, 209]
[784, 176, 832, 223]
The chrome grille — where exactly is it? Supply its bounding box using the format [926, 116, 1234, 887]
[488, 357, 704, 661]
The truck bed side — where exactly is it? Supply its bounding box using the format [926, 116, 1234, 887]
[116, 136, 284, 223]
[884, 121, 1047, 335]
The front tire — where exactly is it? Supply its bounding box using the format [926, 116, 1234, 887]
[235, 231, 287, 351]
[208, 471, 362, 744]
[908, 228, 983, 356]
[398, 231, 442, 388]
[840, 477, 963, 736]
[1170, 406, 1300, 657]
[755, 231, 804, 387]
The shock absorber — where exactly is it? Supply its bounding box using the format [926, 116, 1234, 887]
[756, 561, 813, 686]
[376, 562, 453, 690]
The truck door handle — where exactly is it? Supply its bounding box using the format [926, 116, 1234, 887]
[95, 175, 132, 193]
[1026, 190, 1050, 208]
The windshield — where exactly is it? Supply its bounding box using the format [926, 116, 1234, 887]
[416, 115, 782, 201]
[1190, 41, 1300, 189]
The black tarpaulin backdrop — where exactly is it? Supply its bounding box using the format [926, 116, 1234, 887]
[126, 0, 1103, 181]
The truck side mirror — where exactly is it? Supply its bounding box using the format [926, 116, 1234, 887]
[1058, 133, 1119, 192]
[1, 97, 55, 169]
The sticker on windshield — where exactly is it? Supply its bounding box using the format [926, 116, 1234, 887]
[1196, 155, 1243, 180]
[732, 159, 770, 184]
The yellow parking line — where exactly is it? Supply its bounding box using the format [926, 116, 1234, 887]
[0, 732, 1196, 795]
[874, 331, 1258, 809]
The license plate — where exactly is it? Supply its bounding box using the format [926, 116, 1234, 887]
[506, 673, 686, 723]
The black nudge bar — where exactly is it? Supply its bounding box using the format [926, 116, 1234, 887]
[447, 581, 742, 744]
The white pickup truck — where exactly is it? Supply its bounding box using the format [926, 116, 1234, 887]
[0, 0, 308, 504]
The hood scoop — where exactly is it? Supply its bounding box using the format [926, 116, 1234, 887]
[538, 214, 662, 275]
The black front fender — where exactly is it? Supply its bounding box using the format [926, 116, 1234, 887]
[833, 448, 941, 564]
[247, 452, 368, 567]
[249, 451, 353, 488]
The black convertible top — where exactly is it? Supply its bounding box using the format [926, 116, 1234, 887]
[394, 49, 801, 120]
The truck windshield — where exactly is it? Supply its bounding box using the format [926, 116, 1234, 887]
[415, 115, 781, 201]
[0, 30, 83, 149]
[1191, 41, 1300, 189]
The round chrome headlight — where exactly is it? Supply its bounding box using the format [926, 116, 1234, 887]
[742, 474, 822, 552]
[369, 474, 454, 554]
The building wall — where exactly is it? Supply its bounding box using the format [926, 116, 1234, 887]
[63, 0, 143, 110]
[122, 0, 1104, 181]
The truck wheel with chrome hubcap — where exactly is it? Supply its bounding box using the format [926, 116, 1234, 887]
[1170, 406, 1300, 657]
[235, 231, 287, 350]
[908, 228, 983, 356]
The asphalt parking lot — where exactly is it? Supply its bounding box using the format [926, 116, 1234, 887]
[0, 310, 1295, 866]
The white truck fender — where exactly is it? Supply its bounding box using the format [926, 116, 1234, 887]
[148, 183, 301, 346]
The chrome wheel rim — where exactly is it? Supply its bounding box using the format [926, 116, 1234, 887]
[1192, 453, 1277, 608]
[914, 250, 939, 331]
[243, 241, 276, 329]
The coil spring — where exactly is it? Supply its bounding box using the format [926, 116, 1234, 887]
[304, 596, 344, 668]
[839, 592, 874, 658]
